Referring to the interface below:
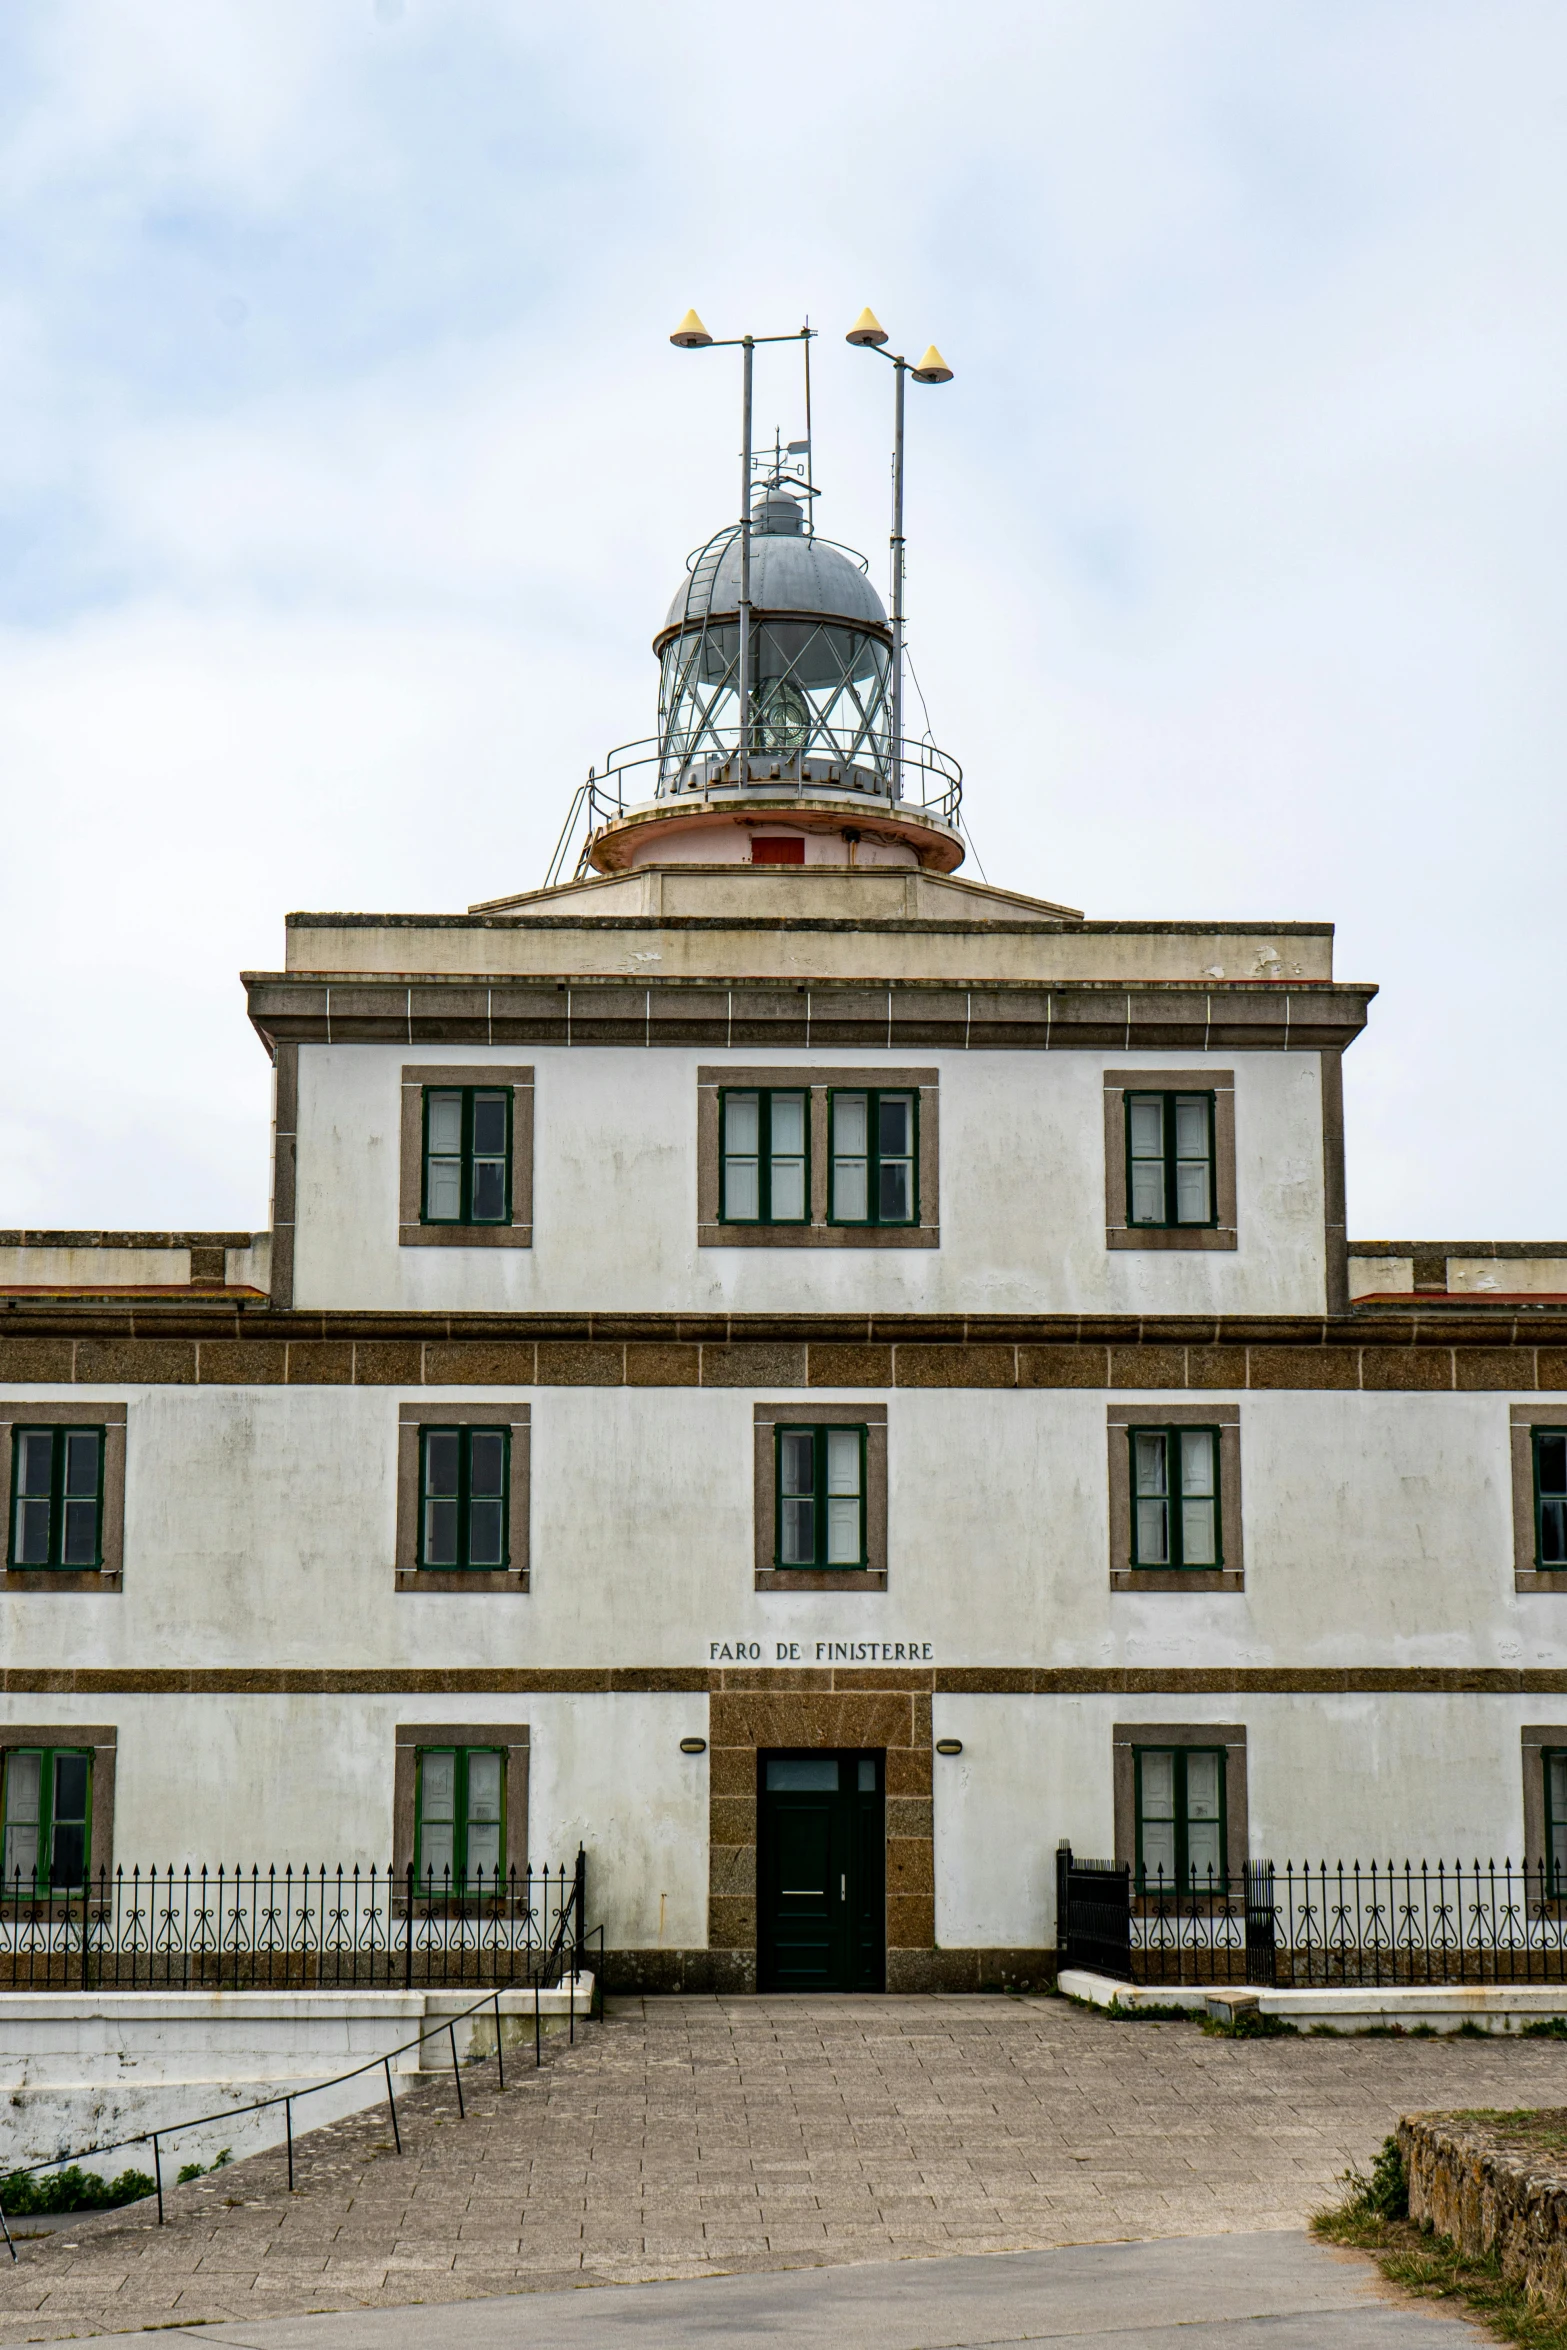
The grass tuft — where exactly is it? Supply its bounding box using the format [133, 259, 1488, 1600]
[1314, 2133, 1567, 2347]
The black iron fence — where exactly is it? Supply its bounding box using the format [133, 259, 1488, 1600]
[0, 1852, 588, 1992]
[1057, 1848, 1567, 1989]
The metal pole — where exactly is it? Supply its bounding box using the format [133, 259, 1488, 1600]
[383, 2056, 401, 2153]
[285, 2100, 293, 2192]
[736, 335, 754, 789]
[493, 1988, 505, 2091]
[153, 2133, 163, 2224]
[449, 2022, 464, 2118]
[889, 354, 907, 802]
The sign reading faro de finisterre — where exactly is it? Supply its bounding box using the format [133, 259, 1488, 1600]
[707, 1639, 935, 1664]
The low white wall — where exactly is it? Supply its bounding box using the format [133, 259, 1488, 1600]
[0, 1982, 591, 2183]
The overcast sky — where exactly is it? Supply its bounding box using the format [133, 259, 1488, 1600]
[1, 1, 1563, 1242]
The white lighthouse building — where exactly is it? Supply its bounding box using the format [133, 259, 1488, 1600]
[0, 336, 1564, 1995]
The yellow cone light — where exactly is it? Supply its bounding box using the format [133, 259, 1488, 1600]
[911, 344, 954, 384]
[670, 309, 713, 349]
[845, 307, 888, 347]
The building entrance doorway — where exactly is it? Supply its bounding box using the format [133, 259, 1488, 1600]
[757, 1750, 885, 1992]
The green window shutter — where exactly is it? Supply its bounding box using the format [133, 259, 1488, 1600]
[828, 1091, 917, 1225]
[8, 1428, 105, 1570]
[1128, 1428, 1221, 1569]
[1535, 1431, 1567, 1569]
[415, 1747, 505, 1891]
[775, 1425, 867, 1568]
[1134, 1746, 1226, 1894]
[1546, 1752, 1567, 1894]
[1125, 1092, 1216, 1230]
[422, 1087, 512, 1227]
[2, 1748, 91, 1895]
[418, 1429, 510, 1571]
[720, 1090, 809, 1225]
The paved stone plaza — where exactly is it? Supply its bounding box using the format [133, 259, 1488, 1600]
[1, 1992, 1560, 2341]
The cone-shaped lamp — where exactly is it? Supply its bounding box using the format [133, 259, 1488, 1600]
[670, 309, 713, 349]
[911, 344, 954, 384]
[845, 307, 888, 347]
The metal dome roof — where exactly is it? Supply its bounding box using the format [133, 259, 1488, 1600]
[659, 486, 889, 640]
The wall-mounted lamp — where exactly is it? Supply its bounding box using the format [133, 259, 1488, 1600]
[680, 1737, 708, 1755]
[935, 1738, 963, 1757]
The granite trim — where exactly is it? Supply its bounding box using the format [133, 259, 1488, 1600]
[1, 1666, 1566, 1695]
[1106, 1401, 1244, 1592]
[392, 1720, 529, 1884]
[0, 1400, 127, 1591]
[1520, 1724, 1567, 1885]
[3, 1323, 1565, 1390]
[398, 1066, 534, 1249]
[752, 1400, 888, 1591]
[1321, 1049, 1348, 1313]
[269, 1043, 298, 1310]
[394, 1402, 530, 1592]
[709, 1682, 935, 1991]
[1103, 1069, 1238, 1252]
[1512, 1404, 1567, 1592]
[1112, 1719, 1248, 1889]
[696, 1066, 939, 1250]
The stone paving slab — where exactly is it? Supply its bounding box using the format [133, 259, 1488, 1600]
[0, 1992, 1557, 2341]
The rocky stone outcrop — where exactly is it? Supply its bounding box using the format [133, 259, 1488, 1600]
[1402, 2110, 1567, 2307]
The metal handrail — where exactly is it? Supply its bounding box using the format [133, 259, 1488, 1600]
[0, 1851, 598, 2255]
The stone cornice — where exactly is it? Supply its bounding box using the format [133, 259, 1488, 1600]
[243, 972, 1375, 1056]
[0, 1306, 1564, 1387]
[0, 1665, 1561, 1695]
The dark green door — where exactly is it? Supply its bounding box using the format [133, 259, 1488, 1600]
[757, 1751, 885, 1992]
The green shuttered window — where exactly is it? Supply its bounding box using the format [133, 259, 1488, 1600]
[720, 1090, 809, 1223]
[2, 1748, 91, 1893]
[422, 1087, 511, 1226]
[829, 1090, 916, 1225]
[776, 1425, 868, 1569]
[8, 1428, 105, 1570]
[418, 1428, 510, 1571]
[1126, 1091, 1216, 1228]
[414, 1747, 504, 1890]
[1535, 1430, 1567, 1570]
[1546, 1751, 1567, 1896]
[1128, 1427, 1221, 1569]
[1134, 1747, 1226, 1894]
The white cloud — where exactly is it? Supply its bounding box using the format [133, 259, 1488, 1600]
[0, 0, 1564, 1234]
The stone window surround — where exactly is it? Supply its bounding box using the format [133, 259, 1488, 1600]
[0, 1401, 127, 1592]
[0, 1724, 117, 1881]
[1112, 1721, 1249, 1894]
[1513, 1408, 1567, 1593]
[1107, 1402, 1243, 1592]
[1103, 1068, 1238, 1253]
[392, 1722, 529, 1888]
[395, 1403, 530, 1592]
[698, 1066, 939, 1249]
[1522, 1726, 1567, 1887]
[753, 1401, 888, 1591]
[398, 1065, 534, 1250]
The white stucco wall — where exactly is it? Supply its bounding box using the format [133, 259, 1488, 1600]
[289, 1044, 1330, 1316]
[0, 1384, 1557, 1678]
[0, 1378, 1560, 1932]
[0, 1683, 706, 1948]
[932, 1690, 1546, 1952]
